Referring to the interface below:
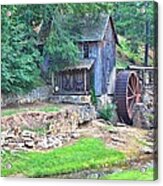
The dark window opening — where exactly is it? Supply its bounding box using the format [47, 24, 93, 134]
[83, 43, 89, 58]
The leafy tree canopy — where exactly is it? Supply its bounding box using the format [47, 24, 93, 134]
[1, 5, 43, 94]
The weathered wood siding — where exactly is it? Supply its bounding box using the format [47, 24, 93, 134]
[78, 19, 116, 96]
[53, 69, 92, 95]
[102, 20, 116, 95]
[78, 42, 102, 96]
[94, 42, 103, 96]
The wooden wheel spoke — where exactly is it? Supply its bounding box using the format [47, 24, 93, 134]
[131, 76, 135, 86]
[127, 95, 135, 100]
[128, 84, 134, 94]
[129, 98, 135, 110]
[136, 80, 140, 93]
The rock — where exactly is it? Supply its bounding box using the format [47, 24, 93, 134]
[116, 122, 126, 127]
[141, 146, 154, 154]
[7, 141, 18, 148]
[70, 132, 80, 139]
[1, 138, 5, 146]
[2, 146, 11, 151]
[108, 128, 118, 134]
[111, 136, 125, 144]
[53, 137, 63, 147]
[1, 131, 7, 137]
[22, 130, 36, 139]
[91, 120, 108, 128]
[37, 137, 59, 149]
[17, 142, 25, 148]
[5, 133, 16, 140]
[132, 103, 154, 129]
[24, 140, 35, 148]
[37, 138, 49, 149]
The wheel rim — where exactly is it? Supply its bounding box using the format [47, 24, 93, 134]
[115, 71, 141, 124]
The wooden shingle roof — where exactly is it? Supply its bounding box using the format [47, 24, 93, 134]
[37, 14, 118, 45]
[77, 14, 118, 43]
[61, 59, 94, 71]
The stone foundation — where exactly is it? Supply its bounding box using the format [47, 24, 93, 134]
[1, 86, 53, 107]
[96, 94, 113, 109]
[49, 95, 91, 104]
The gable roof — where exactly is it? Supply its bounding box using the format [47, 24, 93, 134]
[77, 14, 118, 44]
[37, 14, 118, 45]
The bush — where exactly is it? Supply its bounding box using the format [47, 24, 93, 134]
[90, 88, 97, 106]
[99, 103, 116, 121]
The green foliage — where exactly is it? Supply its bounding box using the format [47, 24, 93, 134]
[102, 168, 156, 181]
[112, 1, 155, 47]
[1, 104, 60, 117]
[112, 1, 156, 65]
[1, 5, 43, 94]
[116, 35, 142, 67]
[116, 59, 129, 69]
[1, 138, 125, 177]
[99, 104, 116, 121]
[44, 21, 79, 72]
[90, 88, 97, 106]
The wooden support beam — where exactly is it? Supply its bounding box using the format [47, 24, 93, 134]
[51, 72, 54, 88]
[84, 69, 87, 93]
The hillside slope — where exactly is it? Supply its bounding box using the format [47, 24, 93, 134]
[116, 35, 154, 69]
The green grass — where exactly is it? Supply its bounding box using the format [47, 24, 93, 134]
[1, 109, 26, 117]
[37, 105, 60, 113]
[1, 105, 60, 117]
[102, 168, 156, 181]
[1, 138, 125, 177]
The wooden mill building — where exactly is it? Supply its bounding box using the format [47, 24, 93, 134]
[39, 14, 119, 97]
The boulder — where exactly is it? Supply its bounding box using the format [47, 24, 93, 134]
[141, 146, 154, 154]
[24, 140, 35, 148]
[22, 130, 36, 139]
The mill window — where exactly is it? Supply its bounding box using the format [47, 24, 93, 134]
[83, 43, 89, 58]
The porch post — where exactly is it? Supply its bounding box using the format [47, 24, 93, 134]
[84, 69, 87, 94]
[52, 72, 54, 88]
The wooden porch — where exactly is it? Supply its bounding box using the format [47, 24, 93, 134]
[52, 59, 94, 95]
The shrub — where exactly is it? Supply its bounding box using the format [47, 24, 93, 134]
[99, 103, 116, 121]
[90, 88, 97, 106]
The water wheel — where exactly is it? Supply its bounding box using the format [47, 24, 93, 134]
[115, 71, 141, 124]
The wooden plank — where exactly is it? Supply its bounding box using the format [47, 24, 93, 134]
[54, 91, 88, 95]
[94, 42, 102, 96]
[51, 72, 54, 88]
[84, 69, 87, 93]
[129, 65, 157, 70]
